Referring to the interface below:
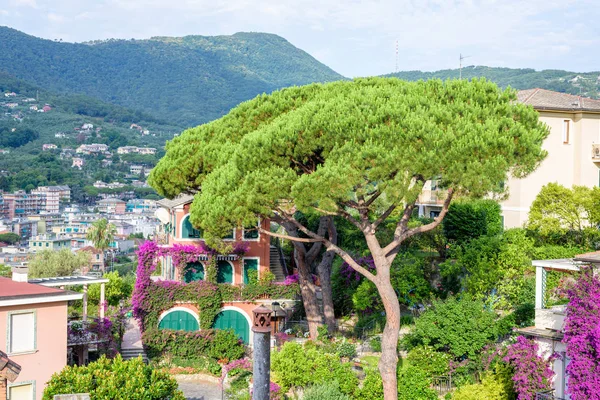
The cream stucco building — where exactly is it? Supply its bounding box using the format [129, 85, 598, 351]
[502, 89, 600, 228]
[417, 89, 600, 228]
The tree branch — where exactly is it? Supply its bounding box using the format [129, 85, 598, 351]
[258, 228, 321, 243]
[372, 204, 397, 230]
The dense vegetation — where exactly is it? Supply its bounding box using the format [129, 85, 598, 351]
[0, 27, 343, 126]
[385, 66, 600, 99]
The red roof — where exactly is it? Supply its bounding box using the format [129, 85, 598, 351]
[78, 246, 102, 254]
[0, 277, 64, 298]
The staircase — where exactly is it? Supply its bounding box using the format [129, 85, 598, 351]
[121, 347, 148, 363]
[269, 245, 287, 282]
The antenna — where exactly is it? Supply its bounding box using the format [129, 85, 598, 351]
[395, 40, 399, 73]
[459, 53, 471, 79]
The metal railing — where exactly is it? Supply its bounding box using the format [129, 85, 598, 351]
[431, 375, 453, 395]
[535, 390, 566, 400]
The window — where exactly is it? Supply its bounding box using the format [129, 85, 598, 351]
[243, 258, 259, 284]
[8, 311, 35, 354]
[8, 382, 34, 400]
[181, 216, 202, 239]
[563, 120, 570, 144]
[217, 261, 234, 284]
[242, 222, 260, 240]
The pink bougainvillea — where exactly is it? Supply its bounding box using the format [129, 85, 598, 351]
[563, 267, 600, 400]
[503, 335, 555, 400]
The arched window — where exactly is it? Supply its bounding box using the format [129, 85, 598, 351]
[184, 262, 204, 283]
[158, 309, 199, 331]
[181, 215, 202, 239]
[217, 260, 233, 284]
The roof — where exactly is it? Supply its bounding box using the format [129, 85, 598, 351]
[97, 198, 126, 204]
[514, 326, 564, 341]
[0, 277, 83, 306]
[0, 350, 21, 382]
[573, 250, 600, 263]
[28, 275, 109, 287]
[518, 88, 600, 112]
[157, 194, 194, 209]
[78, 246, 102, 254]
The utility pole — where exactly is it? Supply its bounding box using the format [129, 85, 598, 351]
[395, 40, 399, 73]
[459, 53, 471, 80]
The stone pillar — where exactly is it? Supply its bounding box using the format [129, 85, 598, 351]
[99, 283, 106, 319]
[82, 284, 88, 322]
[252, 306, 273, 400]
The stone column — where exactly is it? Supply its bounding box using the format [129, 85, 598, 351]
[252, 306, 273, 400]
[99, 283, 106, 319]
[82, 284, 88, 322]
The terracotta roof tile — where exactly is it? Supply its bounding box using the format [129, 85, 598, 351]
[517, 88, 600, 112]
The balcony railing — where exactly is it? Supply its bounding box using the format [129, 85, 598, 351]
[535, 390, 566, 400]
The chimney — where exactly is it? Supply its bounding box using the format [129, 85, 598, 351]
[11, 266, 28, 283]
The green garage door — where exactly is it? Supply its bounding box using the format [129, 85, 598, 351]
[158, 310, 199, 331]
[184, 262, 205, 282]
[213, 310, 249, 344]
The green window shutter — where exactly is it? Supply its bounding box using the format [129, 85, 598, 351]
[158, 310, 199, 331]
[217, 261, 233, 284]
[212, 310, 250, 344]
[184, 262, 205, 282]
[243, 259, 259, 284]
[182, 216, 202, 239]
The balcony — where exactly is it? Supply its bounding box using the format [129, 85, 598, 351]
[534, 306, 565, 332]
[592, 143, 600, 161]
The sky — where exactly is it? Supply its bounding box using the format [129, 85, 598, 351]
[1, 0, 599, 78]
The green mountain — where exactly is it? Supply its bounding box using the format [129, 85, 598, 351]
[0, 27, 344, 127]
[385, 66, 600, 98]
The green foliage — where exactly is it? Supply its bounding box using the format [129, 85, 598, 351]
[0, 264, 10, 277]
[336, 341, 357, 359]
[88, 271, 133, 307]
[452, 370, 514, 400]
[28, 249, 91, 278]
[443, 199, 503, 244]
[397, 366, 438, 400]
[142, 328, 244, 363]
[406, 346, 451, 377]
[0, 122, 38, 148]
[43, 355, 185, 400]
[513, 303, 535, 327]
[0, 232, 21, 244]
[87, 218, 116, 252]
[369, 336, 382, 352]
[245, 268, 258, 285]
[354, 368, 384, 400]
[386, 65, 600, 101]
[405, 295, 499, 359]
[271, 342, 358, 395]
[0, 27, 343, 126]
[528, 183, 600, 245]
[303, 381, 351, 400]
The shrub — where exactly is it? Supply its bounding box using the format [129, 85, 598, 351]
[369, 336, 382, 352]
[513, 303, 535, 327]
[405, 295, 498, 359]
[142, 328, 244, 363]
[452, 371, 513, 400]
[406, 346, 451, 377]
[336, 341, 356, 359]
[43, 355, 185, 400]
[443, 199, 502, 245]
[354, 368, 383, 400]
[397, 366, 438, 400]
[271, 342, 358, 395]
[302, 381, 351, 400]
[503, 336, 554, 400]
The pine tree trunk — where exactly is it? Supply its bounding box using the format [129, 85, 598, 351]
[317, 254, 336, 332]
[295, 248, 322, 339]
[376, 273, 401, 400]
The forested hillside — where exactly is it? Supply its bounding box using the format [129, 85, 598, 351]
[385, 66, 600, 98]
[0, 27, 344, 126]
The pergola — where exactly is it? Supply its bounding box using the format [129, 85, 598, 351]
[28, 276, 110, 320]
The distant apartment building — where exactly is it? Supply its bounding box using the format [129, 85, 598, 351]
[129, 165, 146, 175]
[117, 146, 157, 155]
[28, 214, 65, 235]
[0, 191, 45, 220]
[95, 198, 126, 215]
[126, 199, 158, 214]
[30, 186, 70, 214]
[41, 144, 57, 151]
[75, 144, 109, 155]
[11, 219, 38, 241]
[0, 273, 82, 400]
[28, 235, 71, 253]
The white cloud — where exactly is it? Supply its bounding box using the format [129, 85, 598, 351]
[9, 0, 38, 8]
[47, 12, 67, 23]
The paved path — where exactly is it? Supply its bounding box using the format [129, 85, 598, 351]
[178, 379, 223, 400]
[122, 317, 143, 350]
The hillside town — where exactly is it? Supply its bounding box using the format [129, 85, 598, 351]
[1, 4, 600, 400]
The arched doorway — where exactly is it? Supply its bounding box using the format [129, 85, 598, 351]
[184, 261, 205, 283]
[158, 309, 199, 331]
[217, 260, 233, 284]
[212, 309, 250, 344]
